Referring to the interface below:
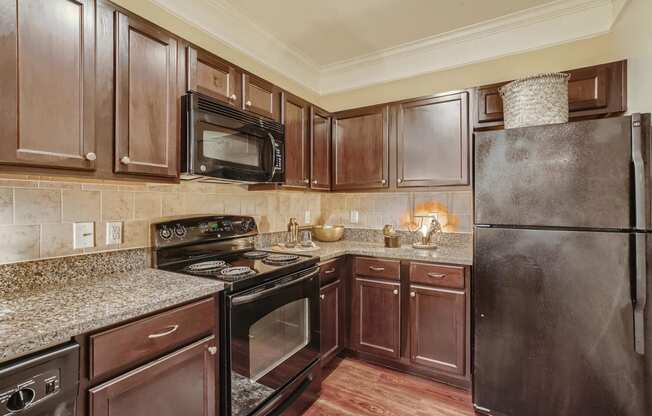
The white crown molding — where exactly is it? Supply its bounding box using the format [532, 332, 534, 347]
[149, 0, 625, 96]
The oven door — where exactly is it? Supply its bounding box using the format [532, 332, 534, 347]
[226, 267, 320, 416]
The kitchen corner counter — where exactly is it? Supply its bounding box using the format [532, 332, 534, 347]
[0, 268, 224, 364]
[278, 240, 473, 265]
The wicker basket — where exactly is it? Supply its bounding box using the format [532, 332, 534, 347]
[499, 73, 570, 129]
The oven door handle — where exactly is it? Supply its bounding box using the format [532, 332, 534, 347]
[231, 268, 319, 306]
[268, 133, 279, 181]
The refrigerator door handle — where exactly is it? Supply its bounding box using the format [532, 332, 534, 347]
[634, 233, 647, 355]
[632, 113, 646, 230]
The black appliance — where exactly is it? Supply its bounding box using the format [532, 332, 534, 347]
[473, 114, 652, 415]
[0, 342, 79, 416]
[182, 92, 285, 183]
[152, 216, 321, 416]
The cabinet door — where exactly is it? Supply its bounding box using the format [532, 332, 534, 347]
[283, 93, 310, 187]
[409, 285, 465, 375]
[0, 0, 96, 170]
[187, 46, 242, 108]
[333, 106, 389, 190]
[352, 277, 400, 359]
[115, 12, 178, 178]
[89, 336, 216, 416]
[396, 92, 469, 187]
[310, 107, 332, 190]
[474, 60, 627, 129]
[320, 279, 343, 365]
[243, 73, 281, 121]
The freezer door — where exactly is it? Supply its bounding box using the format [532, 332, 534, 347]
[474, 116, 633, 229]
[473, 227, 647, 416]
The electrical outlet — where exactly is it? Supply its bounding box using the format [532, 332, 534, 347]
[350, 210, 359, 224]
[73, 222, 95, 249]
[106, 222, 123, 245]
[304, 210, 311, 224]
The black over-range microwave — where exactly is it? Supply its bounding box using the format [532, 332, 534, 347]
[181, 92, 285, 183]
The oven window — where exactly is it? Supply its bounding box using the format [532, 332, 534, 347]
[249, 298, 309, 381]
[201, 126, 262, 168]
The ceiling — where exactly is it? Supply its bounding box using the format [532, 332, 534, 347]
[152, 0, 627, 94]
[222, 0, 554, 66]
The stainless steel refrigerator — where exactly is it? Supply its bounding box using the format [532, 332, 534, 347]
[473, 114, 652, 416]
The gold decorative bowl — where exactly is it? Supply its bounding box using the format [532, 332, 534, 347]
[312, 225, 345, 242]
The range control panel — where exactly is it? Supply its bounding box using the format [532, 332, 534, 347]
[152, 215, 258, 248]
[0, 370, 60, 415]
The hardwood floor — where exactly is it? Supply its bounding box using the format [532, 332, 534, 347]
[304, 358, 475, 416]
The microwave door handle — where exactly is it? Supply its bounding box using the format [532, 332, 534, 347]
[268, 133, 279, 181]
[231, 268, 318, 306]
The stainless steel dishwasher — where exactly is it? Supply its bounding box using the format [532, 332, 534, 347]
[0, 342, 79, 415]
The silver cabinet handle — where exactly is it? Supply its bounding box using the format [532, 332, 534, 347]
[320, 294, 325, 300]
[427, 272, 447, 279]
[230, 94, 237, 101]
[381, 179, 387, 184]
[208, 346, 217, 355]
[410, 292, 416, 298]
[312, 180, 317, 184]
[369, 266, 385, 272]
[120, 156, 131, 165]
[85, 152, 97, 161]
[148, 324, 179, 339]
[304, 178, 309, 184]
[397, 178, 403, 183]
[246, 100, 252, 107]
[324, 268, 336, 275]
[393, 289, 399, 295]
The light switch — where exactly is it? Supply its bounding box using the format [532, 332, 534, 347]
[73, 222, 94, 249]
[106, 222, 123, 245]
[350, 210, 359, 224]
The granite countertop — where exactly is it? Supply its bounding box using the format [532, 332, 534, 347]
[271, 240, 473, 265]
[0, 268, 224, 364]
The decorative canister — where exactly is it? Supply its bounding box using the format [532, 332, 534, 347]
[499, 73, 570, 129]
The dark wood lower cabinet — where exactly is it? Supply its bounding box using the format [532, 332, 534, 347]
[409, 285, 465, 375]
[320, 279, 343, 366]
[351, 276, 401, 359]
[89, 336, 217, 416]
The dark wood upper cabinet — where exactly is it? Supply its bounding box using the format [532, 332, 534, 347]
[310, 107, 332, 190]
[114, 12, 179, 178]
[333, 106, 389, 190]
[243, 73, 281, 121]
[0, 0, 96, 170]
[89, 336, 217, 416]
[352, 276, 400, 359]
[475, 60, 627, 129]
[320, 278, 343, 366]
[187, 46, 242, 108]
[283, 92, 310, 187]
[409, 285, 465, 375]
[396, 92, 469, 187]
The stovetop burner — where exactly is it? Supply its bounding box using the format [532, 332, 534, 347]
[220, 266, 257, 278]
[242, 251, 270, 259]
[262, 254, 300, 265]
[185, 260, 229, 274]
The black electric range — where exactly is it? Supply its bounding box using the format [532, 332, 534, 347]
[151, 215, 321, 416]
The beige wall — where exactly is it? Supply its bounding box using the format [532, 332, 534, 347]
[0, 175, 320, 264]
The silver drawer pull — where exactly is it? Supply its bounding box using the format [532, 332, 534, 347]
[208, 346, 217, 355]
[324, 268, 336, 275]
[410, 292, 416, 297]
[148, 325, 179, 339]
[393, 289, 399, 295]
[369, 266, 385, 272]
[427, 272, 447, 279]
[320, 294, 325, 300]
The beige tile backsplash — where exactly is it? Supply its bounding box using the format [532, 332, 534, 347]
[0, 174, 472, 264]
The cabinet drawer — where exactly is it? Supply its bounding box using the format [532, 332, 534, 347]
[90, 297, 215, 380]
[319, 257, 342, 286]
[409, 263, 465, 289]
[354, 257, 400, 280]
